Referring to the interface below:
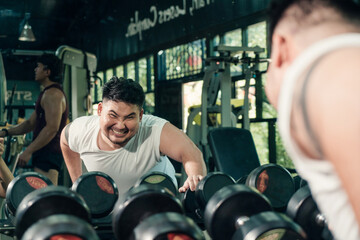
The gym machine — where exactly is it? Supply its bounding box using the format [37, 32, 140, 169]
[185, 45, 268, 176]
[55, 45, 97, 120]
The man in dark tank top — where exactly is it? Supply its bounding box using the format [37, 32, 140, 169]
[0, 53, 68, 185]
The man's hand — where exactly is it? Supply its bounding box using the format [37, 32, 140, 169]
[179, 174, 204, 193]
[17, 150, 32, 167]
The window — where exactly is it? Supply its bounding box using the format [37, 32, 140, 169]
[182, 81, 203, 131]
[224, 28, 243, 75]
[149, 55, 155, 91]
[144, 92, 155, 114]
[159, 39, 206, 81]
[127, 62, 135, 80]
[93, 71, 104, 103]
[224, 28, 242, 47]
[105, 68, 114, 82]
[142, 56, 155, 114]
[247, 21, 268, 72]
[139, 58, 147, 92]
[116, 65, 124, 78]
[91, 71, 104, 114]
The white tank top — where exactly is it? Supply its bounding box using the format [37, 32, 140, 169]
[277, 33, 360, 240]
[68, 114, 177, 196]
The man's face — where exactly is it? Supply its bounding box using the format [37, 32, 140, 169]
[265, 5, 305, 110]
[98, 99, 143, 149]
[34, 63, 49, 83]
[265, 27, 293, 110]
[265, 59, 282, 110]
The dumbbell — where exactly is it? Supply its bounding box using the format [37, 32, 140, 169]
[287, 185, 333, 240]
[204, 184, 307, 240]
[15, 185, 98, 240]
[132, 212, 205, 240]
[112, 184, 204, 240]
[5, 172, 53, 220]
[71, 171, 119, 219]
[71, 171, 119, 239]
[293, 175, 308, 191]
[134, 171, 178, 196]
[181, 172, 235, 224]
[21, 214, 99, 240]
[0, 172, 52, 237]
[239, 163, 295, 211]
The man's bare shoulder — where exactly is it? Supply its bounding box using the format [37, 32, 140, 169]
[42, 86, 65, 100]
[291, 47, 360, 158]
[319, 47, 360, 81]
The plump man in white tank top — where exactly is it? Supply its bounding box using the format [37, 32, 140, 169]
[60, 77, 207, 197]
[265, 0, 360, 239]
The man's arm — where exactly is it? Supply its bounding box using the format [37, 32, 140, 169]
[0, 111, 36, 138]
[0, 138, 14, 198]
[60, 124, 82, 182]
[159, 122, 207, 192]
[317, 54, 360, 228]
[18, 88, 65, 166]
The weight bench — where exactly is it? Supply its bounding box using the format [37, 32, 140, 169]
[207, 127, 261, 181]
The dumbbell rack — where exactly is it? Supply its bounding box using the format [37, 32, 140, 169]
[0, 218, 15, 236]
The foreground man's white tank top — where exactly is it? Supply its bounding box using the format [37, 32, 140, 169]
[277, 33, 360, 240]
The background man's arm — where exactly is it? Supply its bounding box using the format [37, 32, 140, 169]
[159, 122, 207, 192]
[0, 138, 14, 198]
[60, 124, 82, 183]
[0, 111, 36, 138]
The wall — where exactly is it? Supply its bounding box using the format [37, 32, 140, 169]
[84, 0, 270, 70]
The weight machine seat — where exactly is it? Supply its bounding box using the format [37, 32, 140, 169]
[207, 127, 261, 181]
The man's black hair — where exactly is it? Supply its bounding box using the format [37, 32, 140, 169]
[102, 76, 145, 109]
[37, 53, 63, 83]
[268, 0, 360, 40]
